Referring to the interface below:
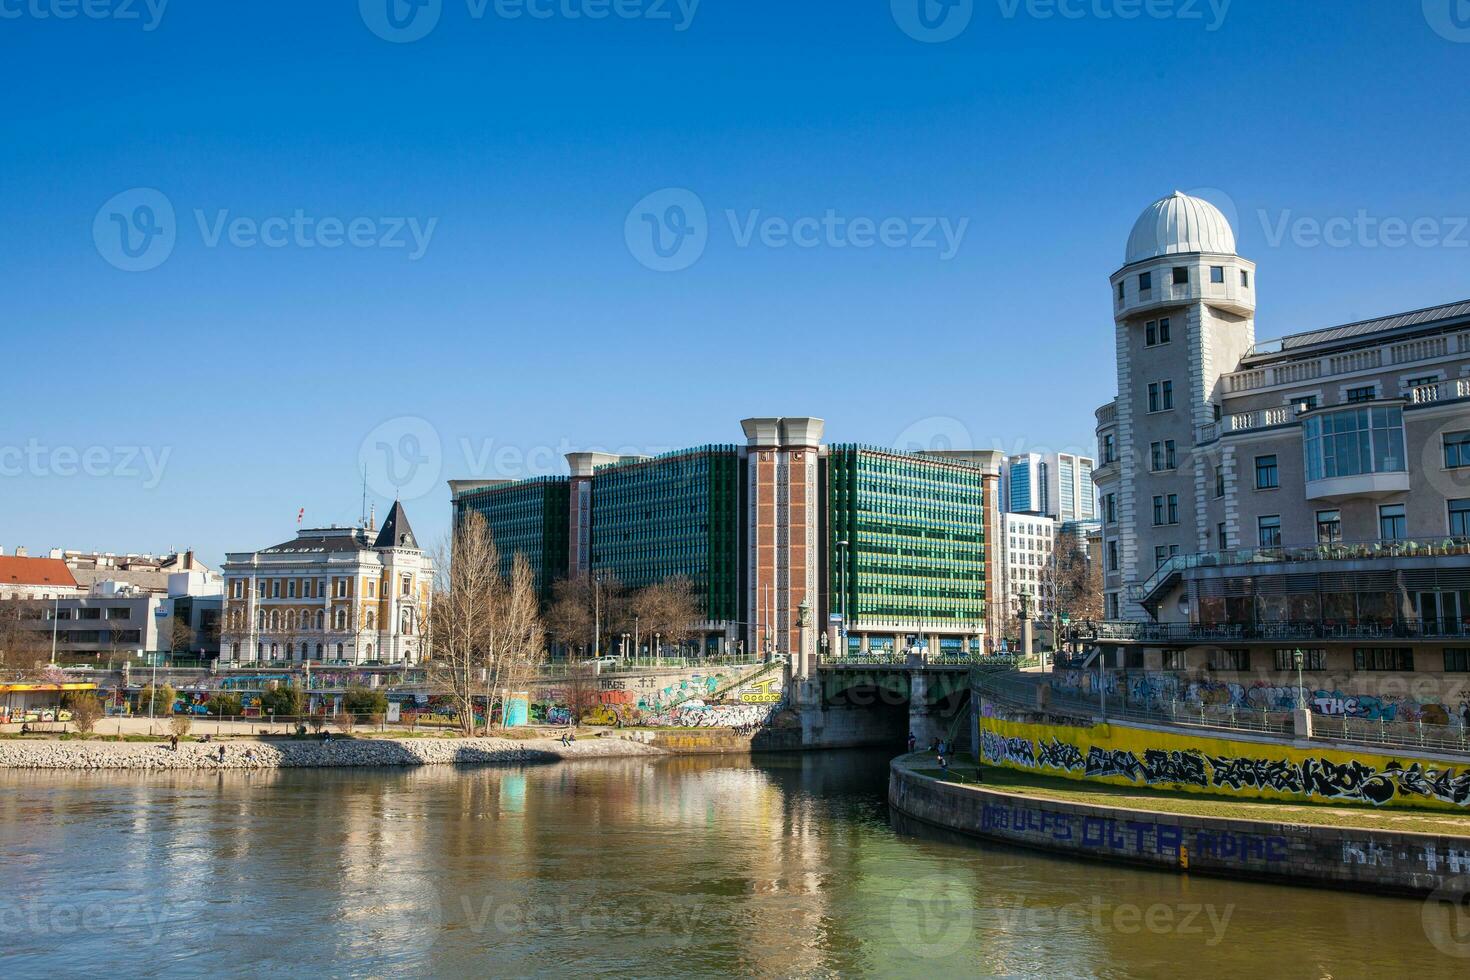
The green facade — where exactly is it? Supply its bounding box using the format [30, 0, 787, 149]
[590, 446, 740, 622]
[453, 477, 570, 602]
[826, 446, 986, 628]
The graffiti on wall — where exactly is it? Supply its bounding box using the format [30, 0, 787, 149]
[980, 716, 1470, 810]
[1051, 671, 1470, 725]
[644, 700, 779, 729]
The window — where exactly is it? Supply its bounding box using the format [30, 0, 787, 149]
[1118, 281, 1126, 300]
[1215, 466, 1225, 498]
[1444, 431, 1470, 469]
[402, 574, 412, 596]
[1107, 594, 1120, 618]
[1162, 650, 1186, 671]
[271, 580, 280, 598]
[231, 580, 243, 599]
[1258, 515, 1282, 548]
[106, 607, 129, 620]
[287, 579, 296, 598]
[1153, 495, 1165, 525]
[1295, 394, 1318, 413]
[1148, 383, 1160, 412]
[1155, 546, 1169, 569]
[1379, 503, 1406, 541]
[1103, 434, 1116, 464]
[1303, 406, 1406, 482]
[1255, 454, 1279, 490]
[367, 580, 377, 598]
[1167, 494, 1179, 524]
[1107, 541, 1118, 571]
[1275, 649, 1326, 671]
[1217, 523, 1228, 550]
[1139, 271, 1152, 291]
[1158, 317, 1170, 343]
[1151, 442, 1162, 471]
[1210, 265, 1225, 283]
[1162, 380, 1173, 410]
[79, 608, 101, 620]
[1345, 385, 1377, 403]
[1316, 510, 1342, 545]
[1165, 440, 1176, 469]
[1145, 320, 1157, 345]
[1404, 375, 1439, 390]
[1354, 648, 1413, 671]
[1172, 266, 1189, 285]
[1450, 499, 1470, 537]
[335, 579, 347, 598]
[1241, 269, 1250, 287]
[1210, 649, 1251, 671]
[1444, 649, 1469, 673]
[1105, 494, 1116, 523]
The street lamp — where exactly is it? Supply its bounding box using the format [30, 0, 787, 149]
[1293, 649, 1306, 709]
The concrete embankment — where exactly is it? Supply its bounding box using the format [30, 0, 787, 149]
[889, 756, 1470, 897]
[0, 735, 668, 771]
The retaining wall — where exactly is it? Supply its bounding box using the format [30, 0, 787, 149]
[889, 759, 1470, 896]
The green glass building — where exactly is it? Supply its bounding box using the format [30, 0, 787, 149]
[452, 477, 570, 603]
[826, 445, 987, 648]
[590, 446, 740, 623]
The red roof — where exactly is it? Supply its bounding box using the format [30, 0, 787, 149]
[0, 556, 78, 588]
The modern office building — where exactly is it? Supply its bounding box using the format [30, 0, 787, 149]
[1004, 452, 1096, 523]
[996, 512, 1057, 627]
[449, 419, 1005, 665]
[219, 502, 432, 666]
[1092, 190, 1470, 696]
[451, 476, 570, 602]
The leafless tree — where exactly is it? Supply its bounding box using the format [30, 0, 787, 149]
[628, 576, 701, 654]
[545, 572, 626, 659]
[1041, 530, 1104, 651]
[0, 601, 51, 675]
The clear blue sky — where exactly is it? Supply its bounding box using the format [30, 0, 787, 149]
[5, 1, 1470, 565]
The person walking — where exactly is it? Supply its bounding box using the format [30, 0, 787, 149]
[217, 745, 226, 764]
[937, 752, 948, 775]
[169, 733, 179, 752]
[906, 732, 916, 754]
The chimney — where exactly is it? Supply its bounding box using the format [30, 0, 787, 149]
[184, 549, 195, 570]
[14, 546, 27, 558]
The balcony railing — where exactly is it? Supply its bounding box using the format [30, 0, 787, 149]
[1091, 618, 1470, 644]
[1225, 329, 1470, 395]
[1127, 536, 1470, 603]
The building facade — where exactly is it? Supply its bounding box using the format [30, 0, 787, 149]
[219, 502, 432, 666]
[451, 476, 570, 602]
[1092, 190, 1470, 708]
[450, 419, 1004, 666]
[1005, 452, 1097, 523]
[997, 512, 1057, 627]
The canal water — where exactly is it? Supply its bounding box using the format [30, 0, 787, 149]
[0, 751, 1465, 978]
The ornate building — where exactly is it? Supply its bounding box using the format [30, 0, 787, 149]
[219, 502, 432, 666]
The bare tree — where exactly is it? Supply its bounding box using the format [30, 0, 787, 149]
[429, 511, 501, 735]
[481, 554, 546, 729]
[169, 617, 195, 655]
[0, 601, 51, 675]
[1041, 530, 1103, 651]
[545, 573, 625, 659]
[628, 576, 701, 655]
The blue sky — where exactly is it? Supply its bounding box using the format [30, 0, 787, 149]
[4, 1, 1470, 565]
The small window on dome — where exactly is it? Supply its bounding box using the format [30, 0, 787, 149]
[1241, 269, 1250, 287]
[1172, 267, 1188, 285]
[1211, 266, 1225, 283]
[1139, 271, 1152, 291]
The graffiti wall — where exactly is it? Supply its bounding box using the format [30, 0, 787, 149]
[978, 711, 1470, 811]
[644, 700, 779, 729]
[1050, 670, 1470, 725]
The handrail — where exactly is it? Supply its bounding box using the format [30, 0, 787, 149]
[1091, 618, 1470, 642]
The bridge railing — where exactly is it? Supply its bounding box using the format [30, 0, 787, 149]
[820, 652, 1021, 670]
[972, 669, 1470, 756]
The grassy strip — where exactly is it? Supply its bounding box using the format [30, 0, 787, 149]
[906, 754, 1470, 836]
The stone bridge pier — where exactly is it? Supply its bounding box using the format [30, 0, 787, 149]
[907, 672, 950, 748]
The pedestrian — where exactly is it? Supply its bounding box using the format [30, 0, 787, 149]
[169, 733, 179, 752]
[906, 732, 916, 754]
[938, 753, 948, 774]
[217, 745, 226, 764]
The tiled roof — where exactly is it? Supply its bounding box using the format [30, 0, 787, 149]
[0, 556, 79, 588]
[1276, 299, 1470, 352]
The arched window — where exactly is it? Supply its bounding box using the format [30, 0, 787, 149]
[335, 643, 344, 659]
[285, 643, 294, 659]
[257, 610, 266, 630]
[315, 643, 324, 659]
[366, 611, 376, 630]
[315, 610, 325, 630]
[231, 642, 240, 658]
[335, 608, 347, 631]
[401, 610, 414, 635]
[270, 643, 279, 660]
[365, 643, 374, 659]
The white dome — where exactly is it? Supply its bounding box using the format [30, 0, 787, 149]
[1125, 191, 1236, 265]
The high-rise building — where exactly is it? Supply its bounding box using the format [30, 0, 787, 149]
[1003, 452, 1096, 522]
[451, 476, 570, 603]
[450, 419, 1005, 665]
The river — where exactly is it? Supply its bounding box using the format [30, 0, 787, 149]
[0, 751, 1464, 978]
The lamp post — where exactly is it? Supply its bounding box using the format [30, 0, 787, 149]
[49, 597, 59, 668]
[1293, 649, 1306, 710]
[633, 613, 640, 665]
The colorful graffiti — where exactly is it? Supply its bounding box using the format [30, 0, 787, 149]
[644, 700, 779, 729]
[1051, 671, 1470, 725]
[980, 714, 1470, 810]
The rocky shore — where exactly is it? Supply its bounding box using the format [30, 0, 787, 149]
[0, 735, 665, 771]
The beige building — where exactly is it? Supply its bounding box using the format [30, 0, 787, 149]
[219, 502, 432, 666]
[1091, 192, 1470, 711]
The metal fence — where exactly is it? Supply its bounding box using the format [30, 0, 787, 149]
[972, 668, 1470, 755]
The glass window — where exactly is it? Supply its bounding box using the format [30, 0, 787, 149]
[1275, 649, 1326, 671]
[1173, 267, 1189, 285]
[1151, 442, 1162, 471]
[1255, 455, 1279, 489]
[1346, 385, 1376, 403]
[1145, 320, 1157, 345]
[1316, 510, 1342, 545]
[1162, 380, 1173, 410]
[1148, 383, 1160, 412]
[1379, 504, 1406, 541]
[1167, 494, 1179, 524]
[1241, 270, 1250, 287]
[1353, 648, 1413, 671]
[1450, 499, 1470, 537]
[1107, 541, 1118, 571]
[1210, 649, 1251, 671]
[1444, 431, 1470, 469]
[1118, 281, 1125, 300]
[1302, 406, 1406, 481]
[1165, 441, 1176, 469]
[1154, 546, 1169, 569]
[1153, 496, 1165, 525]
[1215, 466, 1225, 497]
[1217, 523, 1228, 550]
[1258, 515, 1282, 548]
[1296, 394, 1318, 412]
[1162, 650, 1186, 671]
[1139, 271, 1152, 291]
[1446, 649, 1469, 673]
[1159, 318, 1170, 343]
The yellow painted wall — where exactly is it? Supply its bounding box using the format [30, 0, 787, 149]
[978, 711, 1470, 811]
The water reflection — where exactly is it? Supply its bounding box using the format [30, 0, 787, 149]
[0, 754, 1463, 978]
